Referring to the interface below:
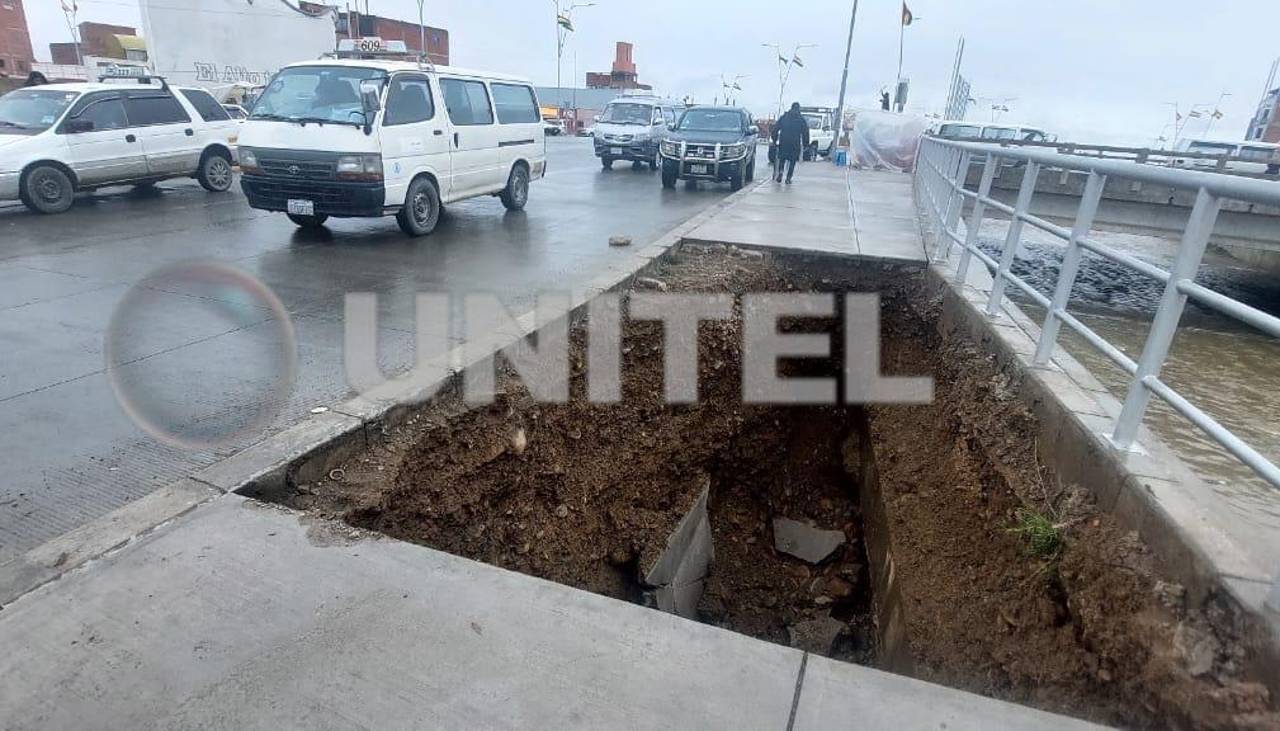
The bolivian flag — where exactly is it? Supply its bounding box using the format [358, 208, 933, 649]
[557, 14, 574, 31]
[902, 3, 914, 26]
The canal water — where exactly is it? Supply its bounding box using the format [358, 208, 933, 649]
[974, 220, 1280, 535]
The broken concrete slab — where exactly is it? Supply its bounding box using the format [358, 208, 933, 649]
[642, 481, 713, 619]
[773, 517, 845, 564]
[789, 616, 846, 655]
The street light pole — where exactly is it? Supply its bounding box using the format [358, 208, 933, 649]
[832, 0, 860, 162]
[416, 0, 428, 64]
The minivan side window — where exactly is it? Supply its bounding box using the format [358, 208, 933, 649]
[61, 93, 128, 133]
[490, 83, 539, 124]
[440, 78, 494, 126]
[179, 88, 231, 122]
[384, 74, 435, 126]
[124, 94, 191, 126]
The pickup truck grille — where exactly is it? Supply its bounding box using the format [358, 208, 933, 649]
[684, 143, 717, 160]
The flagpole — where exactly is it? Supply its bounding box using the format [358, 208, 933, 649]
[897, 21, 905, 81]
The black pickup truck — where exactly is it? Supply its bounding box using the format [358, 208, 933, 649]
[658, 106, 758, 191]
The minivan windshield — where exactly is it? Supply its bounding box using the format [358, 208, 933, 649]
[251, 65, 387, 126]
[0, 88, 79, 135]
[677, 109, 744, 133]
[938, 123, 981, 139]
[599, 102, 653, 125]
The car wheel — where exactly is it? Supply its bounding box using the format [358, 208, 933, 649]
[21, 165, 75, 214]
[601, 156, 614, 170]
[198, 153, 234, 192]
[287, 213, 329, 228]
[396, 176, 441, 237]
[661, 161, 678, 189]
[499, 164, 530, 211]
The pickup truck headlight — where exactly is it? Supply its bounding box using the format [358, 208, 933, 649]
[720, 143, 747, 159]
[660, 140, 680, 156]
[239, 148, 260, 173]
[336, 153, 383, 181]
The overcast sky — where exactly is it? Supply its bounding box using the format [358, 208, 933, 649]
[24, 0, 1280, 145]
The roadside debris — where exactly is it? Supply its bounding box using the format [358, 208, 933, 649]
[773, 517, 845, 564]
[608, 235, 632, 247]
[788, 616, 846, 654]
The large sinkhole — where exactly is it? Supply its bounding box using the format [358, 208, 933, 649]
[261, 247, 1280, 730]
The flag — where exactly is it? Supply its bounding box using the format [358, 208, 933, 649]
[732, 82, 742, 91]
[792, 55, 804, 68]
[557, 14, 573, 31]
[902, 3, 914, 26]
[1212, 109, 1224, 120]
[778, 53, 788, 64]
[61, 1, 78, 12]
[1187, 110, 1202, 118]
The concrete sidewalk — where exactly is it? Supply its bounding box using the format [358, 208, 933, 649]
[685, 160, 927, 263]
[0, 496, 1102, 730]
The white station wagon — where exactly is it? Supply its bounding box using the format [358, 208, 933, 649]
[0, 77, 240, 214]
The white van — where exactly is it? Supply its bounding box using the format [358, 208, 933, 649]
[934, 121, 1049, 143]
[0, 77, 239, 213]
[1172, 139, 1280, 175]
[238, 56, 546, 236]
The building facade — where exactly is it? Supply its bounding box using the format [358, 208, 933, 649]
[1246, 88, 1280, 144]
[50, 22, 147, 66]
[586, 42, 651, 91]
[0, 0, 35, 78]
[334, 10, 449, 65]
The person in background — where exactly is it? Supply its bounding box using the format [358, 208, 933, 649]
[771, 102, 809, 184]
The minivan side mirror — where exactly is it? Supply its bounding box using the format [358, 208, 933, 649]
[593, 114, 601, 123]
[358, 79, 382, 135]
[63, 118, 94, 134]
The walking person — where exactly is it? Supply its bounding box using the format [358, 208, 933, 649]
[771, 102, 809, 184]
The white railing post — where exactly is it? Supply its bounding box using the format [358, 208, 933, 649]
[1033, 171, 1107, 366]
[1111, 187, 1222, 449]
[933, 150, 972, 260]
[955, 156, 997, 286]
[986, 160, 1041, 317]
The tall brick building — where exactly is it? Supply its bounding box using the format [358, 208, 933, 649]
[1246, 88, 1280, 144]
[0, 0, 35, 77]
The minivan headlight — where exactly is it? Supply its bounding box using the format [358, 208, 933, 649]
[336, 154, 383, 181]
[239, 148, 259, 172]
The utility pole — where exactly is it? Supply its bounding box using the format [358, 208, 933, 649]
[832, 0, 860, 161]
[416, 0, 428, 65]
[763, 42, 816, 118]
[553, 1, 595, 107]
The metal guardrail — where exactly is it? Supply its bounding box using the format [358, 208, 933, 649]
[913, 136, 1280, 606]
[962, 138, 1280, 178]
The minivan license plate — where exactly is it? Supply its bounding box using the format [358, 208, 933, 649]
[287, 199, 314, 216]
[689, 164, 709, 174]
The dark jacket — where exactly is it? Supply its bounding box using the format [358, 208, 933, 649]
[772, 110, 810, 159]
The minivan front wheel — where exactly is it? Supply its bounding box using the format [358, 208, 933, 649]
[499, 165, 530, 211]
[21, 165, 74, 214]
[397, 176, 441, 236]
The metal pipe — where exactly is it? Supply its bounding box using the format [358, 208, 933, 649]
[987, 161, 1040, 316]
[1143, 375, 1280, 488]
[1112, 188, 1222, 449]
[956, 156, 997, 285]
[1078, 237, 1172, 283]
[1055, 309, 1139, 375]
[1177, 281, 1280, 339]
[831, 0, 860, 164]
[1034, 171, 1106, 365]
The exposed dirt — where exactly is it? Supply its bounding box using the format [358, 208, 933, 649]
[871, 284, 1279, 730]
[283, 247, 878, 664]
[276, 247, 1277, 728]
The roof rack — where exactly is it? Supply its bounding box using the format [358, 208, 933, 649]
[97, 66, 168, 91]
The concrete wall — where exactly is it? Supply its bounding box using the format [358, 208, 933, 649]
[964, 164, 1280, 270]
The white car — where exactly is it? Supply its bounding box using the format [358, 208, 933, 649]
[238, 56, 546, 237]
[0, 78, 240, 214]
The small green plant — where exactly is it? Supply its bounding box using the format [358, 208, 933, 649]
[1009, 509, 1063, 559]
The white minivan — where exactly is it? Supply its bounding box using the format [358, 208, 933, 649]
[238, 57, 546, 236]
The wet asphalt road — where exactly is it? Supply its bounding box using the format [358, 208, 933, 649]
[0, 137, 745, 561]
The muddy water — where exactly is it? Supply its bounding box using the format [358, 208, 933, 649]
[975, 220, 1280, 534]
